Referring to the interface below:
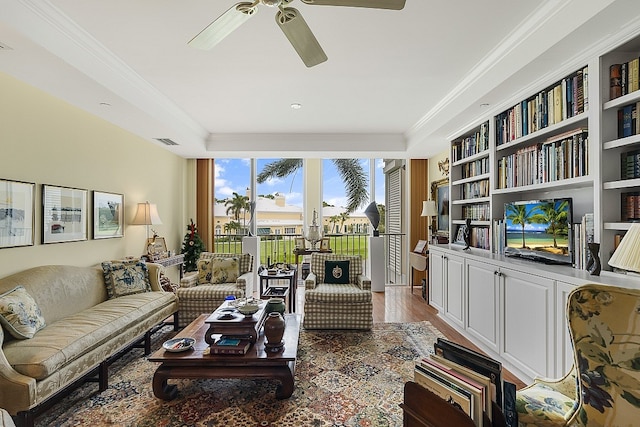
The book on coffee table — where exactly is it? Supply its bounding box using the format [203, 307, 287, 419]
[210, 336, 252, 355]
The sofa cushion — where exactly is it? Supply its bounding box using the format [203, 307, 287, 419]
[0, 286, 46, 339]
[101, 260, 151, 299]
[305, 283, 372, 303]
[199, 252, 253, 275]
[311, 254, 362, 284]
[3, 291, 176, 379]
[324, 260, 350, 284]
[197, 257, 240, 285]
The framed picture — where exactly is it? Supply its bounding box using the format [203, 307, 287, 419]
[42, 184, 88, 244]
[0, 178, 35, 249]
[93, 191, 124, 239]
[320, 237, 330, 251]
[295, 237, 306, 250]
[431, 178, 449, 237]
[413, 239, 428, 254]
[146, 237, 167, 257]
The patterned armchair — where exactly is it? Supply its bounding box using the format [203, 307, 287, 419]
[303, 253, 372, 330]
[516, 283, 640, 426]
[176, 252, 253, 328]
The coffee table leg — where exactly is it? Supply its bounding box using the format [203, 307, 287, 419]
[273, 364, 295, 399]
[153, 366, 178, 400]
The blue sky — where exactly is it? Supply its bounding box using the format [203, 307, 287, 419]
[214, 159, 386, 212]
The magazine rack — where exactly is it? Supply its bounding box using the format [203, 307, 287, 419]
[401, 381, 505, 427]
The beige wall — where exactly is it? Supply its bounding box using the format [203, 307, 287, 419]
[0, 72, 190, 278]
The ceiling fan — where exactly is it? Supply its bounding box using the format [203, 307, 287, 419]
[188, 0, 406, 68]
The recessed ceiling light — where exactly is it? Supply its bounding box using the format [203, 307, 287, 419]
[480, 103, 490, 108]
[99, 102, 112, 107]
[290, 103, 302, 110]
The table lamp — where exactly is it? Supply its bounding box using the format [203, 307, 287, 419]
[131, 201, 162, 241]
[608, 223, 640, 275]
[421, 200, 437, 243]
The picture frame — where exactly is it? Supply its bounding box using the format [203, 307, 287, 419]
[320, 237, 330, 251]
[413, 239, 428, 254]
[0, 178, 35, 249]
[431, 178, 450, 237]
[42, 184, 88, 244]
[146, 236, 168, 257]
[93, 191, 124, 239]
[295, 237, 306, 250]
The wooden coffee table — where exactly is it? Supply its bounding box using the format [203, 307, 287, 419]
[149, 313, 301, 400]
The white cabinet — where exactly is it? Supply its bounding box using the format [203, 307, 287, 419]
[500, 267, 555, 381]
[428, 250, 445, 312]
[444, 253, 465, 329]
[465, 258, 500, 354]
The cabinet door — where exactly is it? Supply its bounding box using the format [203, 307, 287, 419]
[501, 267, 555, 379]
[465, 258, 500, 353]
[428, 250, 445, 312]
[444, 253, 465, 329]
[556, 280, 576, 376]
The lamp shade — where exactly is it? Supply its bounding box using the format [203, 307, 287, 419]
[608, 223, 640, 273]
[421, 200, 437, 217]
[131, 202, 162, 225]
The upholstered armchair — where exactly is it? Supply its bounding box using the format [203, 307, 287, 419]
[303, 252, 373, 330]
[176, 252, 254, 328]
[516, 283, 640, 426]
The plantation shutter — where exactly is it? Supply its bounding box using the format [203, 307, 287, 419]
[386, 167, 402, 275]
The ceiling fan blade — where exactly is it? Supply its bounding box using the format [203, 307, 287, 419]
[300, 0, 405, 10]
[276, 7, 327, 68]
[188, 2, 258, 50]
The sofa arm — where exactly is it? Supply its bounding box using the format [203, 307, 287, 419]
[180, 271, 199, 288]
[236, 271, 254, 296]
[0, 327, 36, 415]
[357, 274, 372, 291]
[305, 272, 317, 290]
[145, 263, 165, 292]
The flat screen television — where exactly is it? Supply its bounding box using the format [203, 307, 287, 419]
[504, 198, 573, 265]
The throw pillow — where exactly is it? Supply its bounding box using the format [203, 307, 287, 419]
[0, 286, 46, 339]
[210, 257, 240, 284]
[196, 258, 213, 285]
[324, 260, 350, 284]
[101, 260, 151, 299]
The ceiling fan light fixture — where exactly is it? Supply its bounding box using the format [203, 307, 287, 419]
[261, 0, 282, 6]
[188, 2, 258, 50]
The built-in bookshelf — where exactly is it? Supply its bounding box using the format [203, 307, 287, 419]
[450, 121, 491, 250]
[601, 37, 640, 269]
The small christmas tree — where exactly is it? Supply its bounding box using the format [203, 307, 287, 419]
[181, 219, 205, 272]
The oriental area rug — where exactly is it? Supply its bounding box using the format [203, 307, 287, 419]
[36, 321, 444, 427]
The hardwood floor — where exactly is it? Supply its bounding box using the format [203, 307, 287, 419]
[293, 283, 526, 388]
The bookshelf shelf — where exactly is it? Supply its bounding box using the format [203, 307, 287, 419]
[452, 197, 490, 206]
[604, 222, 637, 231]
[492, 175, 593, 195]
[603, 134, 640, 150]
[452, 173, 491, 186]
[452, 150, 489, 166]
[603, 177, 640, 190]
[603, 89, 640, 110]
[452, 219, 491, 226]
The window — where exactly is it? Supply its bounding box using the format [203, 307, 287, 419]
[284, 227, 296, 234]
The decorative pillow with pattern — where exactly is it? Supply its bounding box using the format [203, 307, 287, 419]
[324, 260, 350, 284]
[0, 285, 46, 339]
[101, 260, 151, 299]
[210, 257, 240, 284]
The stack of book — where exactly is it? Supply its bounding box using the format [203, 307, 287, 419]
[610, 58, 640, 100]
[210, 336, 252, 355]
[413, 338, 517, 427]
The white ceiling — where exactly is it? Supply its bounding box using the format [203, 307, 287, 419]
[1, 0, 639, 159]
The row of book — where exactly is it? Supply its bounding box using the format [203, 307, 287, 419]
[462, 157, 490, 179]
[413, 338, 517, 427]
[462, 204, 490, 221]
[452, 122, 490, 162]
[496, 129, 589, 189]
[461, 179, 490, 200]
[496, 67, 588, 146]
[610, 59, 640, 100]
[572, 213, 594, 271]
[622, 192, 640, 221]
[617, 102, 640, 139]
[621, 149, 640, 180]
[453, 224, 490, 250]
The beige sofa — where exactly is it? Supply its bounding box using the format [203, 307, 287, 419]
[0, 262, 178, 427]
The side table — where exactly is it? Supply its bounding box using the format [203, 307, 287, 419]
[150, 254, 185, 280]
[259, 270, 296, 313]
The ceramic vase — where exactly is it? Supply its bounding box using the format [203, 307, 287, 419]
[586, 242, 601, 276]
[265, 298, 286, 315]
[264, 312, 285, 352]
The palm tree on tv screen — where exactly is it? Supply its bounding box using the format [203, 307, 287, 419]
[257, 159, 368, 213]
[536, 200, 570, 248]
[506, 203, 542, 248]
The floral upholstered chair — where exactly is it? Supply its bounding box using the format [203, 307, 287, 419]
[516, 283, 640, 426]
[303, 252, 372, 330]
[176, 252, 253, 328]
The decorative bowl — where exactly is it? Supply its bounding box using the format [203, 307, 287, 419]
[238, 303, 260, 316]
[163, 337, 195, 352]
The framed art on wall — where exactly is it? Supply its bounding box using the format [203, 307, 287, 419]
[431, 178, 450, 237]
[93, 191, 124, 239]
[0, 178, 35, 249]
[42, 184, 88, 244]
